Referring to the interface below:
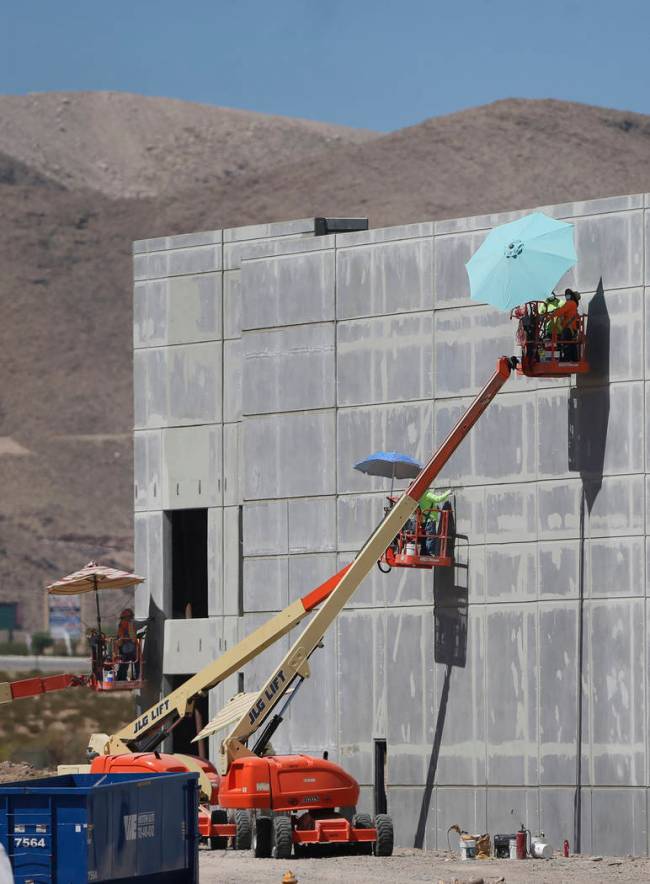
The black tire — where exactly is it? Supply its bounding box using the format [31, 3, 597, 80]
[352, 813, 373, 855]
[373, 813, 394, 857]
[251, 814, 273, 858]
[232, 809, 252, 850]
[209, 809, 228, 850]
[272, 814, 294, 859]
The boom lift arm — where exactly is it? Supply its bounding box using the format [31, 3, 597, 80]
[87, 565, 350, 757]
[216, 356, 517, 773]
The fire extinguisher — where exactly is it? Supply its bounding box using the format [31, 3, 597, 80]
[516, 824, 529, 859]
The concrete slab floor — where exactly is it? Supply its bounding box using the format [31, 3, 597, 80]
[199, 846, 650, 883]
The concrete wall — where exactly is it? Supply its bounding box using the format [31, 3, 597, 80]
[133, 193, 650, 854]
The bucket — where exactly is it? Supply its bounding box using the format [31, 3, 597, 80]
[104, 671, 114, 684]
[460, 837, 476, 861]
[405, 542, 416, 557]
[531, 838, 553, 859]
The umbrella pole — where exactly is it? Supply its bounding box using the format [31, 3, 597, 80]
[93, 575, 105, 684]
[94, 575, 102, 635]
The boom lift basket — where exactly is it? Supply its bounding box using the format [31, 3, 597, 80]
[90, 634, 145, 692]
[379, 497, 454, 570]
[512, 301, 589, 378]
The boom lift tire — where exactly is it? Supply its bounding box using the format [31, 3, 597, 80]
[252, 814, 273, 858]
[272, 814, 293, 859]
[209, 809, 228, 850]
[373, 813, 394, 856]
[231, 808, 252, 850]
[352, 812, 373, 855]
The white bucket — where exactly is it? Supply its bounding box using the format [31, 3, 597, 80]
[531, 838, 553, 859]
[509, 838, 517, 859]
[405, 542, 416, 557]
[460, 838, 476, 861]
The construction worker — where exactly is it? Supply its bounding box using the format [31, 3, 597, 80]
[547, 289, 581, 360]
[538, 291, 565, 316]
[538, 291, 565, 340]
[419, 488, 452, 555]
[116, 607, 138, 681]
[87, 628, 104, 682]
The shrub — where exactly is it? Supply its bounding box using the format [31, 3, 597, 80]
[0, 641, 29, 656]
[31, 633, 54, 655]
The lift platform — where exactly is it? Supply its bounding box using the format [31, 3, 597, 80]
[89, 633, 145, 692]
[379, 498, 453, 571]
[512, 301, 589, 377]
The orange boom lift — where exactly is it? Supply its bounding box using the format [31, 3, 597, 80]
[195, 356, 519, 857]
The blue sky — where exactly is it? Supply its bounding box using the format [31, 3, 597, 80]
[2, 0, 648, 131]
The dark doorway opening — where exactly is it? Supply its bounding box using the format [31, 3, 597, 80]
[170, 509, 208, 620]
[169, 674, 210, 759]
[374, 739, 387, 816]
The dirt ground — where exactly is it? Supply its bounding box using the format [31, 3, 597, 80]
[0, 761, 53, 784]
[199, 846, 650, 883]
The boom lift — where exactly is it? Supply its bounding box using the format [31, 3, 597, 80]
[85, 566, 350, 848]
[0, 565, 146, 704]
[195, 356, 518, 858]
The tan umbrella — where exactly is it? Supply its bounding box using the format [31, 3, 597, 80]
[48, 562, 144, 635]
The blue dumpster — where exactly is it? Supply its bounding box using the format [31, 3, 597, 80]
[0, 772, 199, 883]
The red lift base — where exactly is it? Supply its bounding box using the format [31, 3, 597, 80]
[294, 817, 376, 846]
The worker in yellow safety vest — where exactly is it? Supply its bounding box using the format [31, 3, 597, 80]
[539, 291, 566, 339]
[419, 488, 452, 555]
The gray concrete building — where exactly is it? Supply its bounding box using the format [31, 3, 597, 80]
[133, 193, 650, 855]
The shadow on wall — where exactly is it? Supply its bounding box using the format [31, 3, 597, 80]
[413, 552, 468, 849]
[568, 278, 610, 504]
[567, 277, 610, 853]
[137, 596, 166, 716]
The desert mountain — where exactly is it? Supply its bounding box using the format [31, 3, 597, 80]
[0, 91, 377, 199]
[0, 92, 649, 624]
[170, 97, 650, 229]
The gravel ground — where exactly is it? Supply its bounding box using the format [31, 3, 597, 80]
[0, 761, 53, 783]
[199, 846, 650, 883]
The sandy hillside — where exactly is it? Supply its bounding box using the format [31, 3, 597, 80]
[0, 91, 377, 198]
[179, 98, 650, 228]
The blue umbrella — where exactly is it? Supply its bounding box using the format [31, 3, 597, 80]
[354, 451, 422, 482]
[465, 212, 577, 311]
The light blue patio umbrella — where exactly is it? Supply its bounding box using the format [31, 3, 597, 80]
[465, 212, 577, 311]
